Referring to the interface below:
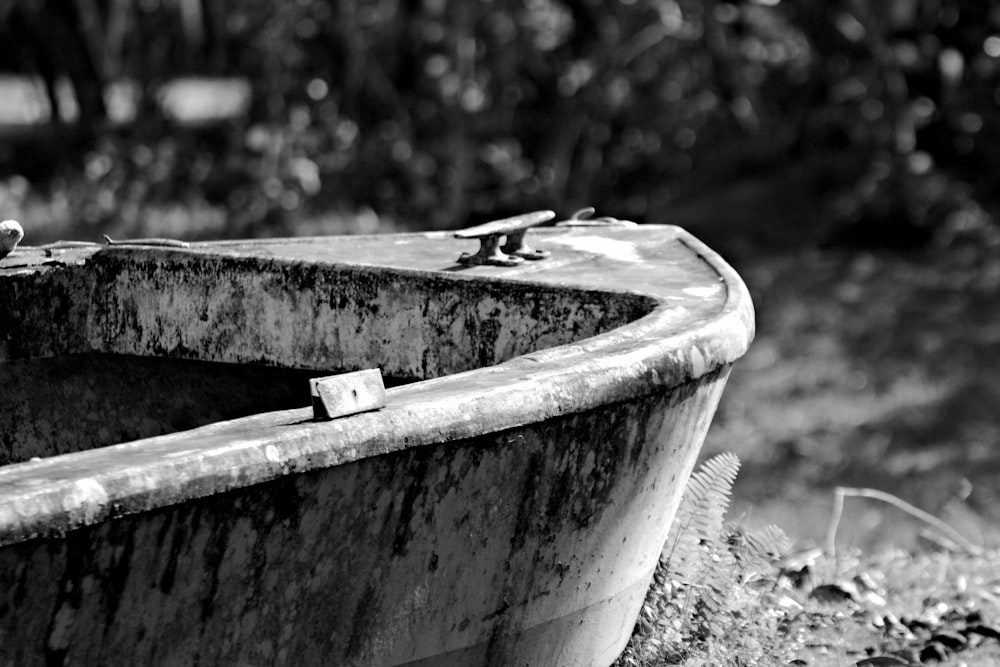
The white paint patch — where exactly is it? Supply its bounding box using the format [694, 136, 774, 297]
[165, 449, 197, 458]
[0, 503, 15, 526]
[12, 495, 37, 518]
[683, 285, 721, 297]
[62, 478, 109, 521]
[264, 444, 281, 463]
[201, 439, 268, 458]
[548, 235, 642, 263]
[689, 347, 708, 378]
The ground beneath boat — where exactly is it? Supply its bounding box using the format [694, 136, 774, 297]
[699, 232, 1000, 552]
[612, 204, 1000, 665]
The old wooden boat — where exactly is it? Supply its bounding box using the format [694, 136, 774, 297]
[0, 215, 753, 666]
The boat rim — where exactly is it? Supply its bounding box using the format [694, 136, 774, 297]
[0, 224, 754, 546]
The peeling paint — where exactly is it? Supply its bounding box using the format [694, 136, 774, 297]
[683, 285, 721, 297]
[547, 235, 643, 263]
[61, 479, 109, 522]
[689, 347, 708, 378]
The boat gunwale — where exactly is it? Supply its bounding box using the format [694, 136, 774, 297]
[0, 225, 753, 546]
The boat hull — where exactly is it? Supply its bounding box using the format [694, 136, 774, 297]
[0, 371, 727, 666]
[0, 225, 753, 666]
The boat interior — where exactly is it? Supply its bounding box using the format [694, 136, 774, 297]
[1, 244, 654, 463]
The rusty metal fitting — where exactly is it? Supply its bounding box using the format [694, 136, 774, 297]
[455, 210, 555, 266]
[555, 207, 638, 227]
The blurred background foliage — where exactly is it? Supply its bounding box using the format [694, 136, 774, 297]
[1, 0, 999, 247]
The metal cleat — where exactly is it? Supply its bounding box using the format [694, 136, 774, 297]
[454, 210, 555, 266]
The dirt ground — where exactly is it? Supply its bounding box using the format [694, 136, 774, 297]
[697, 227, 1000, 552]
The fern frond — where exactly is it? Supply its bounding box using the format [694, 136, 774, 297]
[729, 523, 792, 582]
[743, 524, 791, 564]
[619, 452, 796, 667]
[664, 452, 741, 583]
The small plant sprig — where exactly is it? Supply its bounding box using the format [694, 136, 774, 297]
[616, 455, 998, 667]
[617, 453, 792, 667]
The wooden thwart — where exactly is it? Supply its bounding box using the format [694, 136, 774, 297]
[454, 210, 555, 266]
[311, 369, 386, 420]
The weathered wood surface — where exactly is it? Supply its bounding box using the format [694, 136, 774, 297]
[0, 225, 753, 666]
[311, 369, 386, 420]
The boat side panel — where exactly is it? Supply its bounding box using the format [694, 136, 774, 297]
[0, 369, 729, 667]
[0, 252, 652, 464]
[0, 264, 92, 362]
[86, 252, 654, 378]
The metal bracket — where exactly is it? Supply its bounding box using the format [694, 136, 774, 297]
[458, 232, 522, 267]
[29, 241, 100, 257]
[103, 235, 191, 248]
[555, 206, 638, 227]
[311, 369, 386, 420]
[455, 210, 555, 266]
[2, 221, 193, 261]
[501, 228, 551, 261]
